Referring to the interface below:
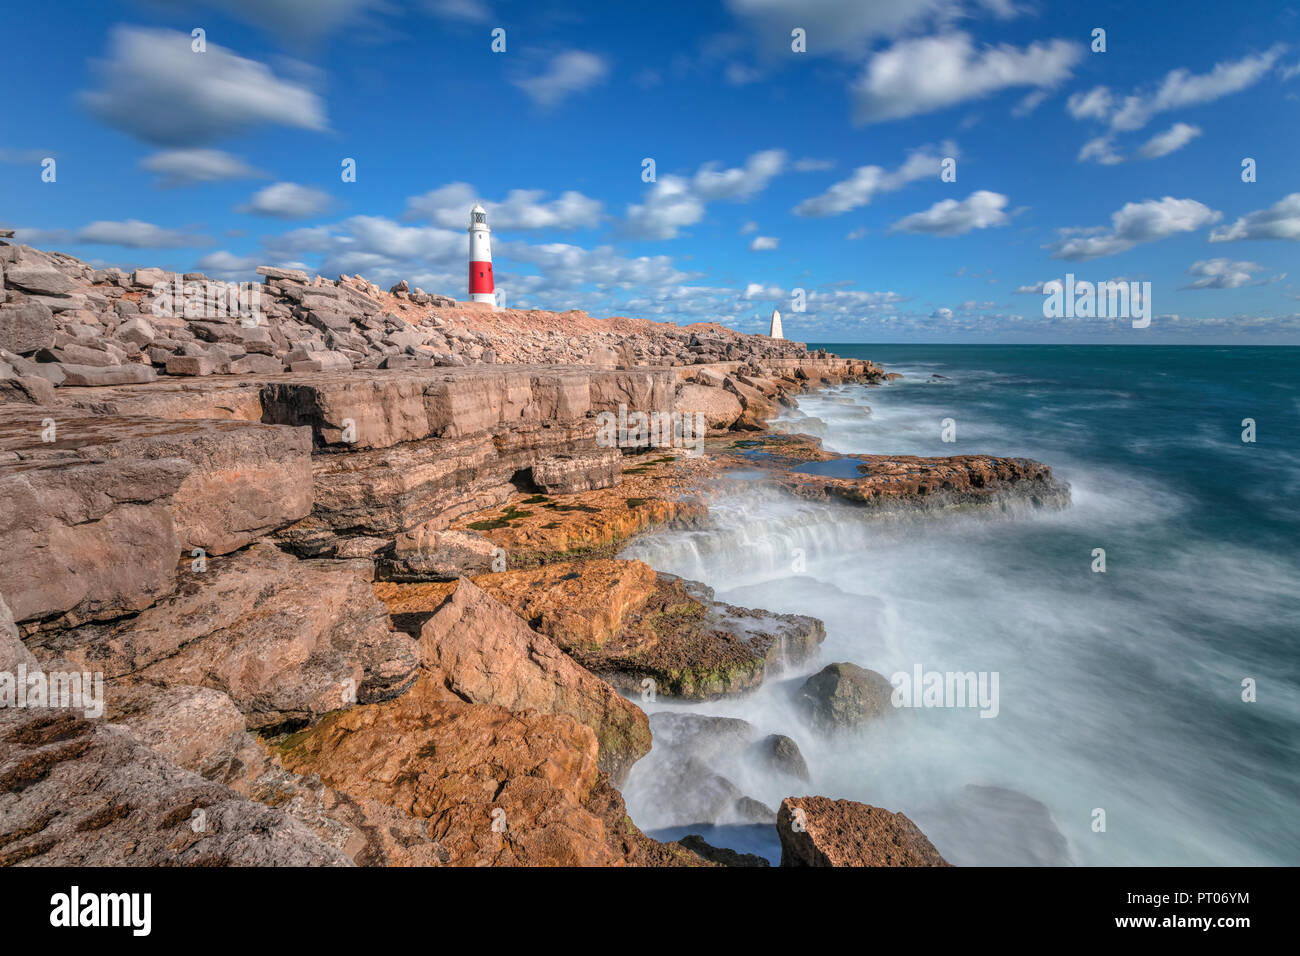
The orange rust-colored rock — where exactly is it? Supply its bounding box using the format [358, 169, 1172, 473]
[777, 796, 950, 867]
[474, 558, 659, 653]
[277, 675, 711, 866]
[476, 559, 824, 701]
[416, 578, 651, 783]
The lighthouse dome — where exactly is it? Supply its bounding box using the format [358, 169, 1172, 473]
[469, 204, 488, 227]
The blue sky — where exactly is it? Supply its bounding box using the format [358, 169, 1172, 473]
[3, 0, 1299, 342]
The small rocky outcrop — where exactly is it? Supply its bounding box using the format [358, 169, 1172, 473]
[750, 733, 811, 782]
[777, 796, 950, 867]
[796, 662, 896, 732]
[477, 559, 825, 699]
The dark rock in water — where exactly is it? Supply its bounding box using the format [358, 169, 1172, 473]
[638, 756, 744, 826]
[751, 733, 811, 781]
[734, 795, 777, 824]
[679, 834, 770, 867]
[913, 784, 1072, 866]
[649, 711, 756, 762]
[797, 662, 895, 731]
[778, 796, 949, 867]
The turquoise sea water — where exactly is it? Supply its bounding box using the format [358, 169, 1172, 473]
[622, 345, 1300, 866]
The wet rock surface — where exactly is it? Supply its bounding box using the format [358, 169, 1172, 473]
[796, 662, 897, 732]
[477, 559, 825, 700]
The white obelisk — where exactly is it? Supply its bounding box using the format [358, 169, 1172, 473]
[769, 307, 783, 339]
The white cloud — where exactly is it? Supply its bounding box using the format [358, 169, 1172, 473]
[405, 183, 603, 230]
[1078, 135, 1122, 165]
[512, 50, 610, 108]
[794, 143, 952, 217]
[424, 0, 492, 23]
[793, 157, 835, 171]
[852, 32, 1082, 124]
[1011, 89, 1048, 117]
[725, 0, 966, 54]
[891, 190, 1010, 236]
[750, 235, 779, 250]
[1067, 86, 1113, 121]
[624, 150, 787, 239]
[1135, 122, 1202, 160]
[693, 149, 787, 200]
[739, 221, 759, 234]
[82, 27, 327, 146]
[157, 1, 381, 39]
[195, 249, 264, 280]
[1050, 197, 1221, 260]
[846, 227, 868, 240]
[238, 182, 333, 218]
[1210, 193, 1300, 242]
[21, 219, 209, 248]
[141, 148, 263, 186]
[1183, 258, 1267, 289]
[1071, 47, 1284, 132]
[623, 176, 706, 240]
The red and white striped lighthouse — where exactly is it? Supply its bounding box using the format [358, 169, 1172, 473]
[468, 203, 494, 304]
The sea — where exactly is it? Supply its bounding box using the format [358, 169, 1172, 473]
[619, 345, 1300, 866]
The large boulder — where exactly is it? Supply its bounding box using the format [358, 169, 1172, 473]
[43, 542, 418, 731]
[0, 405, 313, 560]
[0, 456, 188, 629]
[417, 578, 651, 783]
[777, 796, 949, 867]
[0, 302, 55, 354]
[674, 382, 743, 429]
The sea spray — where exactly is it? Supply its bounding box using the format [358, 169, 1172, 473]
[620, 345, 1300, 866]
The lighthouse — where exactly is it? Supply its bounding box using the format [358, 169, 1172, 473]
[769, 307, 783, 339]
[468, 203, 494, 304]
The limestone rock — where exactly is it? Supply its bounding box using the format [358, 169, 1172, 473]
[531, 449, 622, 494]
[675, 382, 743, 429]
[0, 302, 55, 354]
[386, 526, 497, 580]
[42, 542, 418, 731]
[0, 706, 352, 866]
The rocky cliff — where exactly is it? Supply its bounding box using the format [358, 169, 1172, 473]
[0, 236, 1066, 867]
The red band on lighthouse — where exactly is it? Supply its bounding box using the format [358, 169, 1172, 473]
[469, 260, 493, 295]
